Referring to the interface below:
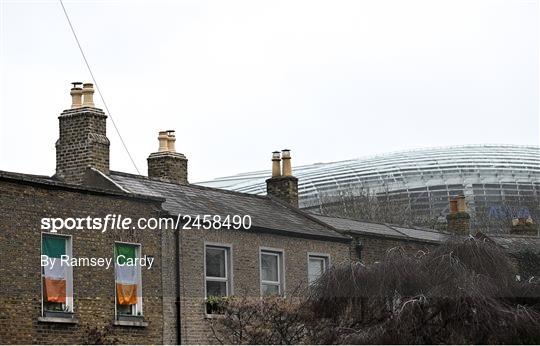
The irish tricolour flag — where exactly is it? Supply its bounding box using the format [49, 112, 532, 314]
[115, 243, 138, 305]
[42, 236, 67, 303]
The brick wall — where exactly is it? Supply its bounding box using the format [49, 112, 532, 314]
[55, 108, 110, 185]
[265, 177, 299, 208]
[147, 152, 188, 184]
[446, 212, 471, 235]
[159, 225, 180, 344]
[178, 228, 350, 344]
[0, 179, 168, 344]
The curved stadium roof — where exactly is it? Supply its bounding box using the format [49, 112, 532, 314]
[198, 144, 540, 221]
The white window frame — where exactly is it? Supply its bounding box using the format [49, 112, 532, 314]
[114, 241, 143, 318]
[259, 247, 285, 296]
[204, 242, 233, 299]
[41, 233, 74, 315]
[307, 252, 330, 285]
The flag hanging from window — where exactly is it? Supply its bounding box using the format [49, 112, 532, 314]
[115, 243, 138, 305]
[42, 236, 67, 303]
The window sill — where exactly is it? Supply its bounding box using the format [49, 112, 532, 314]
[113, 319, 148, 327]
[38, 316, 79, 324]
[205, 313, 225, 319]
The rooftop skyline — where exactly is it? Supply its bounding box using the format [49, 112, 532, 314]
[1, 0, 538, 181]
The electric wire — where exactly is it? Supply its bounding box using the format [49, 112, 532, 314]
[59, 0, 141, 175]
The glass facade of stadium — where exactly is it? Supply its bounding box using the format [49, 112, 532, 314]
[199, 145, 540, 232]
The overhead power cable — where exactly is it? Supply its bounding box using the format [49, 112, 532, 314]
[59, 0, 141, 175]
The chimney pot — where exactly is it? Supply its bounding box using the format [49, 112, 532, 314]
[158, 131, 168, 152]
[271, 151, 281, 178]
[456, 194, 467, 213]
[449, 199, 458, 214]
[82, 82, 95, 107]
[281, 149, 292, 176]
[70, 82, 83, 108]
[446, 194, 470, 235]
[166, 130, 176, 152]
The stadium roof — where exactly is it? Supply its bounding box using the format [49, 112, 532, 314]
[198, 144, 540, 197]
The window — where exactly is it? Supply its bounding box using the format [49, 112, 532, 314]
[260, 249, 284, 296]
[205, 245, 232, 298]
[41, 234, 73, 315]
[115, 242, 143, 318]
[308, 254, 329, 285]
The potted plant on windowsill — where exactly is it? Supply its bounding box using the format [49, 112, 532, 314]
[206, 295, 231, 315]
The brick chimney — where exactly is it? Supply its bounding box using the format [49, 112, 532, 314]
[446, 195, 470, 235]
[147, 130, 188, 184]
[510, 217, 538, 236]
[55, 82, 110, 184]
[266, 149, 299, 208]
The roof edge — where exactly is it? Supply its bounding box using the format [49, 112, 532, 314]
[248, 224, 352, 243]
[0, 169, 165, 203]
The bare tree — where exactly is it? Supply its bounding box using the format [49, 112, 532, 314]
[316, 185, 440, 228]
[314, 184, 540, 234]
[212, 238, 540, 344]
[210, 296, 307, 345]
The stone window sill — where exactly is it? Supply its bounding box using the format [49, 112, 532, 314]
[38, 316, 79, 324]
[205, 313, 225, 319]
[113, 319, 148, 327]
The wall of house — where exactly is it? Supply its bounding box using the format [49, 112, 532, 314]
[178, 228, 351, 344]
[160, 225, 180, 345]
[349, 233, 437, 264]
[0, 179, 171, 344]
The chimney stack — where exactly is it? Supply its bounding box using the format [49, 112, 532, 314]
[56, 82, 109, 184]
[147, 130, 188, 184]
[446, 194, 470, 235]
[266, 149, 299, 208]
[510, 216, 538, 236]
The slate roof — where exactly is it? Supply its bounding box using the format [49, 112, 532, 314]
[392, 226, 449, 243]
[311, 214, 450, 244]
[0, 169, 161, 202]
[312, 213, 540, 252]
[108, 171, 349, 242]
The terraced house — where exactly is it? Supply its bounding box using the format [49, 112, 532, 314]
[1, 83, 538, 345]
[0, 83, 351, 344]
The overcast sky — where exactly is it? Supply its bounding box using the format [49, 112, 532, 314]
[0, 0, 538, 182]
